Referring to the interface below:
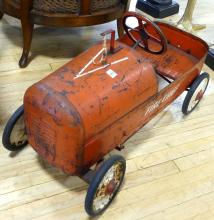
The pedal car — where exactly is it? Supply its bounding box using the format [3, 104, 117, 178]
[2, 12, 209, 217]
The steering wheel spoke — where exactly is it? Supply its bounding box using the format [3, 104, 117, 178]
[141, 39, 148, 49]
[137, 18, 144, 30]
[126, 26, 139, 33]
[148, 34, 161, 44]
[123, 12, 167, 54]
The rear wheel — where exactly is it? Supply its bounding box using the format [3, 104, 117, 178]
[85, 155, 126, 216]
[182, 72, 209, 115]
[2, 105, 28, 151]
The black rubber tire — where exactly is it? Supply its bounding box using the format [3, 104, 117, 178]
[85, 155, 126, 217]
[2, 105, 28, 151]
[182, 72, 209, 115]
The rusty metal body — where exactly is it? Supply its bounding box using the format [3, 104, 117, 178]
[24, 20, 208, 176]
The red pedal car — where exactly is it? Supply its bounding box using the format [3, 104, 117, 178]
[2, 12, 209, 216]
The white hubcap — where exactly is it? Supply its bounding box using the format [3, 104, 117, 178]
[187, 78, 208, 112]
[92, 161, 123, 212]
[10, 115, 27, 146]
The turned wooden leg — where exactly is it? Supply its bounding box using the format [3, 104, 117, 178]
[117, 18, 124, 38]
[0, 11, 3, 19]
[19, 19, 34, 68]
[177, 0, 206, 33]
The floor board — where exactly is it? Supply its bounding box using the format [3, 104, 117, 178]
[0, 0, 214, 219]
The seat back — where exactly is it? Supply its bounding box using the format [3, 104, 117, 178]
[32, 0, 127, 15]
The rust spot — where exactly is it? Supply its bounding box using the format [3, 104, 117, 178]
[60, 90, 69, 96]
[137, 58, 143, 64]
[102, 96, 108, 101]
[32, 118, 56, 162]
[54, 97, 81, 126]
[69, 69, 76, 76]
[35, 135, 49, 157]
[120, 75, 125, 82]
[66, 80, 75, 86]
[42, 92, 51, 106]
[123, 131, 127, 136]
[118, 87, 128, 93]
[99, 75, 106, 81]
[57, 67, 70, 80]
[60, 66, 69, 73]
[68, 105, 81, 126]
[112, 84, 119, 89]
[165, 56, 174, 64]
[52, 115, 63, 126]
[39, 84, 82, 127]
[32, 99, 37, 107]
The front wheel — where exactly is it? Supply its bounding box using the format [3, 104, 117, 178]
[85, 155, 126, 217]
[2, 105, 28, 151]
[182, 72, 209, 115]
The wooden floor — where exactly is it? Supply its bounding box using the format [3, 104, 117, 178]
[0, 1, 214, 219]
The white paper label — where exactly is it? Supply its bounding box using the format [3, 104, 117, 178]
[106, 69, 118, 78]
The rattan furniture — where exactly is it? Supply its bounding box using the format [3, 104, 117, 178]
[0, 0, 129, 67]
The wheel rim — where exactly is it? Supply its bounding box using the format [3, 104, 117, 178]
[92, 161, 124, 212]
[187, 77, 208, 112]
[10, 114, 27, 147]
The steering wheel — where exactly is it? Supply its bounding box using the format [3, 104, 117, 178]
[123, 12, 167, 54]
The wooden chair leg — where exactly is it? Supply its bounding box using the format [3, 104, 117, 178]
[19, 19, 34, 68]
[0, 11, 3, 19]
[117, 17, 124, 38]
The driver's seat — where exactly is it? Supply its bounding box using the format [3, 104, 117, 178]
[141, 44, 198, 80]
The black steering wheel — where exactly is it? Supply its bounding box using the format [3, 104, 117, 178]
[123, 12, 167, 54]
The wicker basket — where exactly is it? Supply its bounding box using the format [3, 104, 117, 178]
[33, 0, 80, 14]
[12, 0, 121, 14]
[91, 0, 120, 11]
